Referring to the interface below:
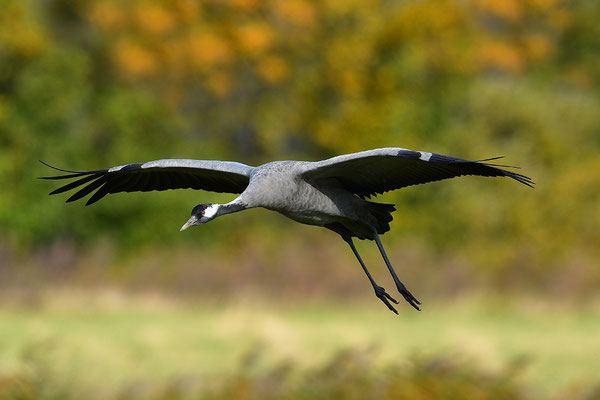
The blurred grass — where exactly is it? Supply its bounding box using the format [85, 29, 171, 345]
[0, 292, 598, 399]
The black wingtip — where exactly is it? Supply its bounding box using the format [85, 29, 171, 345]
[39, 161, 106, 181]
[477, 157, 524, 170]
[477, 156, 505, 162]
[475, 157, 535, 188]
[39, 160, 86, 174]
[506, 171, 535, 188]
[38, 160, 57, 179]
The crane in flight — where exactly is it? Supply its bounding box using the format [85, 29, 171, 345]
[41, 147, 533, 314]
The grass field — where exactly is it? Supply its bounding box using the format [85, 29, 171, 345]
[0, 291, 598, 399]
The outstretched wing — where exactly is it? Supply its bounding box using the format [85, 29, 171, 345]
[300, 147, 533, 198]
[40, 159, 255, 205]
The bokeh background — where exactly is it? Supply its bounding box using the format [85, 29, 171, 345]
[1, 0, 599, 398]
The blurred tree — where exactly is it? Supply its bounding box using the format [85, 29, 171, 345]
[0, 0, 598, 295]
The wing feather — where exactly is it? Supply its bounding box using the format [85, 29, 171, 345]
[139, 171, 153, 192]
[40, 159, 255, 205]
[86, 181, 112, 206]
[66, 176, 109, 203]
[301, 147, 533, 198]
[49, 174, 99, 195]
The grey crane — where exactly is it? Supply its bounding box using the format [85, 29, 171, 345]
[41, 147, 533, 313]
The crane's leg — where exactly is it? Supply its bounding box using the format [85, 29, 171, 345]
[344, 237, 400, 314]
[373, 233, 421, 311]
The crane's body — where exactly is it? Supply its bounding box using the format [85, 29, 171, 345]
[41, 147, 533, 314]
[242, 161, 372, 233]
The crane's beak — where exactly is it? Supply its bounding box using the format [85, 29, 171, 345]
[180, 216, 197, 232]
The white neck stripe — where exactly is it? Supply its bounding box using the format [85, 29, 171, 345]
[203, 204, 219, 219]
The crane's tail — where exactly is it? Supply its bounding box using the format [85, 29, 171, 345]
[367, 202, 396, 235]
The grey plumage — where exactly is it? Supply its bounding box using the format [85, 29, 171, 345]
[41, 147, 533, 314]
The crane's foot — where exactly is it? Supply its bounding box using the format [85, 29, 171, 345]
[395, 282, 421, 311]
[374, 285, 399, 314]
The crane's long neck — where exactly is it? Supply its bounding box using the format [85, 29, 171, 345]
[217, 198, 248, 217]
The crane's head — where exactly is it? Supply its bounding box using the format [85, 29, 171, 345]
[180, 203, 220, 231]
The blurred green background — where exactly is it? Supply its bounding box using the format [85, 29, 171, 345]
[1, 0, 599, 398]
